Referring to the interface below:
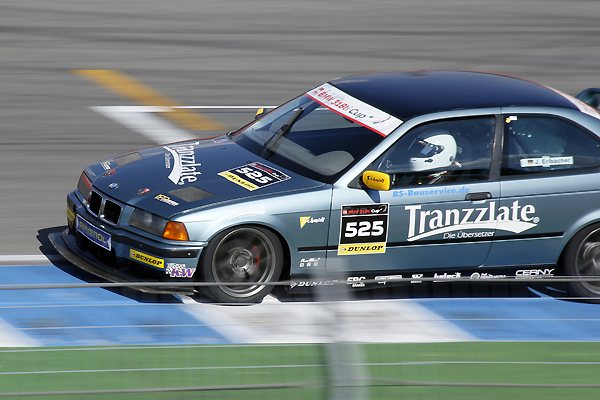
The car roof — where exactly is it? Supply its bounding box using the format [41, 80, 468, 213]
[329, 71, 578, 121]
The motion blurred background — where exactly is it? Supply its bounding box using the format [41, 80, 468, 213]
[2, 0, 599, 255]
[1, 0, 599, 398]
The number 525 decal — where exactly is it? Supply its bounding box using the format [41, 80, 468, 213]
[339, 204, 389, 255]
[219, 162, 291, 191]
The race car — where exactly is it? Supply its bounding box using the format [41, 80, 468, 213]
[51, 70, 600, 303]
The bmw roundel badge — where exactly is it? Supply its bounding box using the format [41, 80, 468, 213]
[108, 183, 119, 189]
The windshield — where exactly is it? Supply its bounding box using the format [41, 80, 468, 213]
[231, 90, 399, 183]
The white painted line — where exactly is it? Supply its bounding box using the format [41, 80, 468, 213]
[0, 317, 41, 347]
[0, 255, 62, 264]
[91, 105, 275, 144]
[91, 106, 197, 144]
[180, 296, 476, 344]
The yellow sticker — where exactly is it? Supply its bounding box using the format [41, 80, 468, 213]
[218, 171, 259, 191]
[338, 243, 386, 255]
[67, 208, 75, 223]
[129, 249, 164, 269]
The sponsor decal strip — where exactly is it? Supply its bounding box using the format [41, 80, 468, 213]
[305, 83, 402, 137]
[290, 268, 557, 290]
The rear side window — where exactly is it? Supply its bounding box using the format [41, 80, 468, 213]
[501, 115, 600, 176]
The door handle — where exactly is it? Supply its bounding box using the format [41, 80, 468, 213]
[465, 192, 492, 201]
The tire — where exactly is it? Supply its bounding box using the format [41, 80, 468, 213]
[563, 223, 600, 302]
[199, 226, 283, 303]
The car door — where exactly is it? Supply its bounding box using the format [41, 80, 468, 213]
[485, 111, 600, 270]
[327, 115, 500, 274]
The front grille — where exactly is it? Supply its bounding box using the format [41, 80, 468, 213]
[103, 200, 121, 224]
[86, 190, 123, 225]
[89, 191, 102, 215]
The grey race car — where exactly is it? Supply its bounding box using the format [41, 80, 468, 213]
[51, 71, 600, 303]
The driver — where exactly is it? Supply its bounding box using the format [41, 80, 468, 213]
[408, 129, 461, 184]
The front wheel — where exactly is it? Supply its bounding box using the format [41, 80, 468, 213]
[199, 226, 283, 303]
[563, 223, 600, 302]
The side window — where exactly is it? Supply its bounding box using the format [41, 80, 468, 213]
[373, 117, 495, 187]
[501, 115, 600, 176]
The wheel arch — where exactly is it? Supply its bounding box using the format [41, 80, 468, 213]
[196, 222, 292, 281]
[558, 214, 600, 272]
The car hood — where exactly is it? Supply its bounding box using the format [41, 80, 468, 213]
[85, 136, 326, 218]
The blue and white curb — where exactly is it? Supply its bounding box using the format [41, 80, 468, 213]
[1, 256, 600, 346]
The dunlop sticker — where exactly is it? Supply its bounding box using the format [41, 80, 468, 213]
[129, 249, 164, 269]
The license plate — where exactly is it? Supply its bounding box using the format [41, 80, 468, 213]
[76, 215, 112, 250]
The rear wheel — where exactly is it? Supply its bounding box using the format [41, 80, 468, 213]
[199, 226, 283, 303]
[564, 223, 600, 302]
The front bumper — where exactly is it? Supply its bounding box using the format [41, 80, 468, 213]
[50, 190, 206, 295]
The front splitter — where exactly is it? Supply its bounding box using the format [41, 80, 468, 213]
[49, 230, 196, 295]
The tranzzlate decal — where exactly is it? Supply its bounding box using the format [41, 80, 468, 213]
[338, 204, 389, 255]
[306, 83, 402, 137]
[405, 200, 539, 242]
[163, 142, 202, 185]
[219, 162, 290, 191]
[520, 156, 573, 168]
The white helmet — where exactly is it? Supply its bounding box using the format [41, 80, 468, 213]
[409, 130, 457, 172]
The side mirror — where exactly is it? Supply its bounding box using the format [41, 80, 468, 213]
[575, 88, 600, 109]
[255, 108, 266, 120]
[362, 171, 391, 191]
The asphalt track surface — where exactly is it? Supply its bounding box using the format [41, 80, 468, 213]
[1, 0, 600, 344]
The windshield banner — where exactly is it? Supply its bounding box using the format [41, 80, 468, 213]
[306, 83, 402, 136]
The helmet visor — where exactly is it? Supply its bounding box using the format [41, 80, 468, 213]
[414, 140, 444, 158]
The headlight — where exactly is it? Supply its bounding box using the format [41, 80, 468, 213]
[129, 209, 189, 241]
[129, 209, 168, 237]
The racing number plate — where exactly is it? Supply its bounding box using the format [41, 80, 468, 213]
[76, 215, 112, 250]
[339, 204, 389, 255]
[218, 162, 290, 191]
